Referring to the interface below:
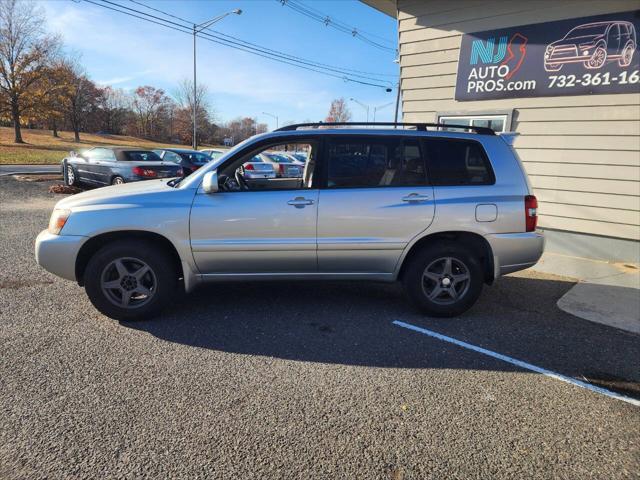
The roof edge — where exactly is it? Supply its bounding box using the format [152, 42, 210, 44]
[359, 0, 396, 18]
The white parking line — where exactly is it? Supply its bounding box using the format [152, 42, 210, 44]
[393, 320, 640, 407]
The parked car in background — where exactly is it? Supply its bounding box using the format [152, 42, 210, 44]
[153, 149, 212, 176]
[200, 148, 228, 160]
[258, 152, 303, 177]
[239, 156, 277, 179]
[37, 122, 543, 321]
[288, 152, 308, 163]
[63, 147, 183, 187]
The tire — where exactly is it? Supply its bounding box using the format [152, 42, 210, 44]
[83, 240, 178, 321]
[65, 164, 77, 186]
[584, 46, 607, 69]
[402, 243, 483, 317]
[111, 176, 125, 185]
[618, 43, 634, 67]
[545, 62, 562, 72]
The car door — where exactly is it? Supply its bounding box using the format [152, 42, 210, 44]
[92, 148, 118, 185]
[189, 137, 320, 275]
[317, 135, 435, 274]
[607, 23, 621, 55]
[73, 148, 100, 184]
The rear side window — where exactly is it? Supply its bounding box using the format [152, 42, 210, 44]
[123, 151, 161, 162]
[425, 138, 494, 185]
[326, 137, 427, 188]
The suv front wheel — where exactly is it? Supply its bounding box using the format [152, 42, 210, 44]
[84, 240, 178, 321]
[403, 243, 483, 317]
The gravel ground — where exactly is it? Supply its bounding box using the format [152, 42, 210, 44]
[1, 176, 639, 479]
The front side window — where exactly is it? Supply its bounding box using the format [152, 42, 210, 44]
[217, 140, 317, 191]
[426, 138, 494, 186]
[326, 137, 427, 188]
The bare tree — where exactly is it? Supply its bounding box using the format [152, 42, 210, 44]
[0, 0, 61, 143]
[100, 86, 130, 134]
[325, 97, 352, 123]
[60, 55, 101, 142]
[173, 78, 213, 146]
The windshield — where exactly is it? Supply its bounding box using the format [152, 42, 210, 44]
[565, 24, 608, 39]
[123, 151, 162, 162]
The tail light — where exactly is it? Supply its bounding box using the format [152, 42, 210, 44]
[132, 166, 157, 178]
[525, 195, 538, 232]
[244, 163, 255, 171]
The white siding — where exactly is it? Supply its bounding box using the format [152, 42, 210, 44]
[398, 0, 640, 240]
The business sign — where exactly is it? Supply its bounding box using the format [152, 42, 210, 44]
[455, 10, 640, 101]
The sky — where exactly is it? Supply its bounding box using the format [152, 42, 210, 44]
[39, 0, 398, 130]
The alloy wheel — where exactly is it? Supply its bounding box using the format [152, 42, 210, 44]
[421, 256, 471, 305]
[66, 165, 75, 185]
[100, 257, 157, 308]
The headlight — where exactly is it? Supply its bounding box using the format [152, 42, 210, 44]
[48, 209, 71, 235]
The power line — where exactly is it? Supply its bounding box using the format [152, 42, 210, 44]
[285, 0, 395, 44]
[124, 0, 397, 79]
[279, 0, 397, 53]
[80, 0, 394, 89]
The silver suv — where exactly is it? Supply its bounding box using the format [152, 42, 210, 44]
[36, 123, 544, 321]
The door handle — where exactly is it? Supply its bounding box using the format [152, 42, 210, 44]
[287, 197, 314, 208]
[402, 193, 430, 203]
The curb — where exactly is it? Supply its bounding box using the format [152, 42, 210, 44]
[0, 171, 61, 177]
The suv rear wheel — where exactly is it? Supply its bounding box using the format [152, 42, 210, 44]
[403, 243, 483, 317]
[84, 240, 177, 321]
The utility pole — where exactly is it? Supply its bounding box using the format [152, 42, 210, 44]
[192, 9, 242, 149]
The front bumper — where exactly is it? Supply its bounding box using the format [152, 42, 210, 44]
[35, 230, 87, 281]
[486, 231, 545, 277]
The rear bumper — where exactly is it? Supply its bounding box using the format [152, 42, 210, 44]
[486, 231, 545, 277]
[35, 230, 87, 281]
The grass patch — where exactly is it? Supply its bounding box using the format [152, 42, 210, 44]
[0, 127, 221, 164]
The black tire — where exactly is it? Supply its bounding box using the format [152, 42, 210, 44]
[111, 176, 125, 185]
[402, 242, 483, 317]
[65, 164, 78, 186]
[84, 240, 178, 321]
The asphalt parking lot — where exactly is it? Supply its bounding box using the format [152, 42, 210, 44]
[1, 176, 639, 479]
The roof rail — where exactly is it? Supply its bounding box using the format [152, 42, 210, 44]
[274, 122, 495, 135]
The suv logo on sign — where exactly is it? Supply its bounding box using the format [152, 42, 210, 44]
[455, 10, 639, 100]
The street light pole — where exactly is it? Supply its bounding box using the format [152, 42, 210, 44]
[192, 9, 242, 149]
[349, 98, 370, 122]
[262, 112, 279, 130]
[372, 102, 394, 122]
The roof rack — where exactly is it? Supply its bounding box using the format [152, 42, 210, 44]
[274, 122, 495, 135]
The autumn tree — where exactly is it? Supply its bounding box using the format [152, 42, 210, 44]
[325, 97, 351, 123]
[0, 0, 61, 143]
[131, 85, 170, 138]
[26, 60, 71, 137]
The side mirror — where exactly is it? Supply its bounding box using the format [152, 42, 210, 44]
[202, 170, 219, 194]
[69, 150, 77, 157]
